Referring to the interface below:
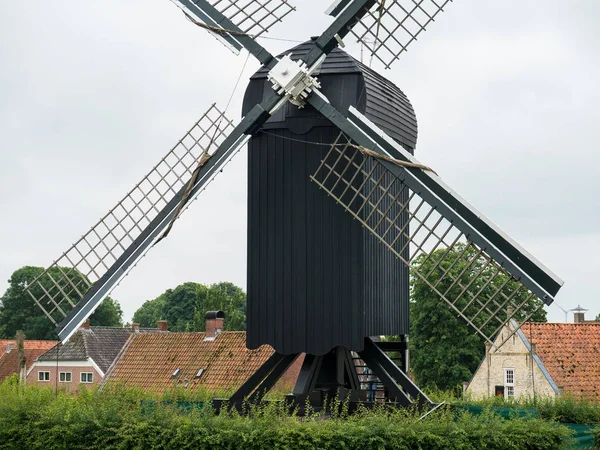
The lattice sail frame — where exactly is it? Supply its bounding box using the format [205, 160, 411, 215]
[351, 0, 452, 69]
[174, 0, 295, 54]
[25, 104, 234, 326]
[210, 0, 296, 37]
[311, 134, 546, 348]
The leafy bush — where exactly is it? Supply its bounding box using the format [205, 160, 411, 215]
[593, 427, 600, 447]
[0, 380, 574, 450]
[535, 396, 600, 424]
[436, 388, 600, 425]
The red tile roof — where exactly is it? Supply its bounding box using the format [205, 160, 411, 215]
[0, 345, 57, 381]
[0, 340, 57, 351]
[106, 332, 302, 393]
[522, 322, 600, 401]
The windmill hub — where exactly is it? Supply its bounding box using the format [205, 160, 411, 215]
[267, 54, 321, 107]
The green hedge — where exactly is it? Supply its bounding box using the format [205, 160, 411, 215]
[431, 388, 600, 425]
[0, 380, 573, 450]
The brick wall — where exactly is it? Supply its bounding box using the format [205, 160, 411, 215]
[27, 364, 103, 392]
[205, 318, 224, 339]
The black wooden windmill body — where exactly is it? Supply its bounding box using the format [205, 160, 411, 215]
[24, 0, 564, 409]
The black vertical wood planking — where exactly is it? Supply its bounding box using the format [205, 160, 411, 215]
[244, 42, 417, 355]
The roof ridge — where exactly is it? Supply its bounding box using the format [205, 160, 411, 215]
[82, 329, 91, 359]
[100, 331, 136, 387]
[89, 325, 131, 330]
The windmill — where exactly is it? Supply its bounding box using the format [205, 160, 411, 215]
[22, 0, 564, 409]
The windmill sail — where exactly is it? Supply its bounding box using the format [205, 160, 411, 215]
[209, 0, 296, 38]
[348, 0, 453, 69]
[172, 0, 295, 58]
[309, 104, 563, 347]
[25, 104, 235, 335]
[30, 88, 290, 342]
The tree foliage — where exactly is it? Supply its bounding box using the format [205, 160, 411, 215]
[0, 266, 123, 340]
[132, 296, 166, 329]
[132, 281, 246, 332]
[410, 244, 546, 391]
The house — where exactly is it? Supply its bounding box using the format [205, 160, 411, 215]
[27, 320, 162, 391]
[104, 312, 303, 393]
[0, 339, 57, 383]
[466, 311, 600, 402]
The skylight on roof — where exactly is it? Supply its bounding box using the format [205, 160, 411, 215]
[195, 369, 205, 379]
[171, 368, 181, 379]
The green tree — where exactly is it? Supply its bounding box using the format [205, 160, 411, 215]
[89, 297, 123, 327]
[132, 294, 166, 328]
[191, 282, 247, 331]
[410, 244, 546, 392]
[132, 281, 246, 332]
[0, 266, 123, 340]
[163, 282, 206, 332]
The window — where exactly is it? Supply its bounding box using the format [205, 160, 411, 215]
[80, 372, 93, 383]
[59, 372, 72, 382]
[171, 368, 181, 379]
[38, 371, 50, 382]
[504, 368, 515, 399]
[195, 369, 205, 379]
[506, 386, 515, 398]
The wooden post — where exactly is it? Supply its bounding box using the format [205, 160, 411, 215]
[16, 330, 26, 385]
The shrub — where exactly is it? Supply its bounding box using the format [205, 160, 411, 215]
[0, 381, 574, 450]
[432, 388, 600, 425]
[593, 427, 600, 448]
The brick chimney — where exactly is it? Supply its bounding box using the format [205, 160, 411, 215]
[156, 320, 168, 332]
[572, 305, 587, 323]
[132, 323, 140, 333]
[6, 342, 15, 353]
[81, 319, 90, 330]
[204, 311, 224, 341]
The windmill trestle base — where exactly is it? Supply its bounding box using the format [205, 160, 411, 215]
[214, 337, 434, 415]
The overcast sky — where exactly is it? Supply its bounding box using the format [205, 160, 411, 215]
[1, 1, 598, 326]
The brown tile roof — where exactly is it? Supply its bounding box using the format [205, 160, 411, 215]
[522, 322, 600, 401]
[0, 347, 56, 381]
[107, 332, 300, 393]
